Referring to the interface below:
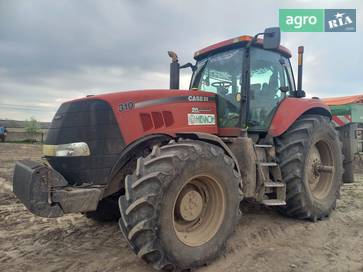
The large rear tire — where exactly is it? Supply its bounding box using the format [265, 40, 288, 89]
[118, 140, 242, 271]
[276, 115, 343, 221]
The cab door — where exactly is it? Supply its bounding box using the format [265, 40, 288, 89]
[248, 48, 294, 131]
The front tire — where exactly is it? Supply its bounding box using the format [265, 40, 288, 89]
[276, 114, 343, 221]
[118, 140, 242, 271]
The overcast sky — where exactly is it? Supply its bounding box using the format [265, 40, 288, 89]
[0, 0, 362, 121]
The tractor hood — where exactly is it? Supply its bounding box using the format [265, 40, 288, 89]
[78, 89, 194, 104]
[67, 89, 200, 117]
[91, 89, 218, 143]
[45, 89, 217, 186]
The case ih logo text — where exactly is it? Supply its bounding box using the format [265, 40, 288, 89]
[279, 9, 356, 32]
[188, 95, 209, 102]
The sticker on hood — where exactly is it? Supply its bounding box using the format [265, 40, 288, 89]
[188, 114, 216, 125]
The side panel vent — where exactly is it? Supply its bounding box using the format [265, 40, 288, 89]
[152, 112, 164, 129]
[140, 113, 153, 131]
[162, 111, 174, 127]
[140, 111, 175, 131]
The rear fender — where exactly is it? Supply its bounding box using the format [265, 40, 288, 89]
[269, 98, 331, 137]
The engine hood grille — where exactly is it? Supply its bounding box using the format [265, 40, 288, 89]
[45, 99, 124, 186]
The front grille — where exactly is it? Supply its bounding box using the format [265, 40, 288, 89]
[45, 99, 124, 185]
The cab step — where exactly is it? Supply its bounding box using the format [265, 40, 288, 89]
[264, 181, 285, 188]
[254, 144, 273, 148]
[259, 162, 278, 167]
[262, 199, 286, 206]
[255, 143, 286, 207]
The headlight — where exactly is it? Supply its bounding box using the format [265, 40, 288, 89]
[43, 142, 90, 157]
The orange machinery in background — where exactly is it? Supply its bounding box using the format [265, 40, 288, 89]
[322, 94, 363, 182]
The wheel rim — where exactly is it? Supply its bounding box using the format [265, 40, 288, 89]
[306, 140, 335, 199]
[173, 175, 225, 247]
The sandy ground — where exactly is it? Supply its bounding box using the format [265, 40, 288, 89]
[0, 143, 362, 272]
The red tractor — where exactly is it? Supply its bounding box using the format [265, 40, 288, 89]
[13, 27, 343, 271]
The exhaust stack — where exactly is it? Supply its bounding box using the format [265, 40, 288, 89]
[296, 46, 306, 97]
[168, 51, 180, 89]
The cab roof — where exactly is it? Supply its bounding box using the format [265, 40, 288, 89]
[194, 35, 292, 60]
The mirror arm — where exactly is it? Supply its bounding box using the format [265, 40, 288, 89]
[246, 32, 264, 48]
[180, 62, 196, 72]
[279, 59, 295, 94]
[279, 86, 290, 93]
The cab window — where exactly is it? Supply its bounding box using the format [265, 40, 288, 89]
[191, 48, 244, 127]
[249, 48, 290, 130]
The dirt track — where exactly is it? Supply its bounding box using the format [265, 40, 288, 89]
[0, 143, 362, 272]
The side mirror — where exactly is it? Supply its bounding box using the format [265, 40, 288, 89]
[263, 27, 281, 50]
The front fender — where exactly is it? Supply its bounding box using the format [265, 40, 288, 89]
[104, 132, 243, 198]
[269, 97, 331, 137]
[176, 132, 241, 177]
[104, 134, 173, 197]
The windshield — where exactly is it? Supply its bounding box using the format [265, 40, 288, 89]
[190, 47, 291, 130]
[191, 48, 245, 127]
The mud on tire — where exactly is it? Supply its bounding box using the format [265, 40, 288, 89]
[276, 114, 343, 221]
[118, 140, 242, 271]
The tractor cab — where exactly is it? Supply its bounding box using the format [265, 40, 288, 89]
[191, 45, 295, 130]
[170, 27, 304, 132]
